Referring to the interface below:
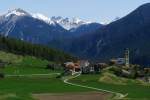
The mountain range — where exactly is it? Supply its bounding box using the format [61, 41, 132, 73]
[0, 3, 150, 66]
[62, 3, 150, 66]
[0, 8, 102, 44]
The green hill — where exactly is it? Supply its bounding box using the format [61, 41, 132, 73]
[0, 51, 23, 64]
[70, 69, 150, 100]
[0, 35, 76, 62]
[0, 50, 54, 75]
[0, 51, 88, 100]
[98, 71, 149, 86]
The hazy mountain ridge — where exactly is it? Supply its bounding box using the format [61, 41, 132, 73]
[0, 9, 68, 45]
[0, 8, 102, 44]
[1, 3, 150, 66]
[62, 3, 150, 66]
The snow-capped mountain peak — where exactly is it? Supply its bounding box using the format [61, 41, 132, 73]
[32, 13, 55, 25]
[2, 8, 101, 30]
[72, 17, 90, 24]
[51, 16, 93, 30]
[5, 8, 29, 17]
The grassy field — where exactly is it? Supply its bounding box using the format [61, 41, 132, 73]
[4, 56, 53, 75]
[0, 75, 90, 100]
[0, 51, 23, 64]
[0, 51, 150, 100]
[70, 74, 150, 100]
[0, 51, 60, 75]
[0, 51, 90, 100]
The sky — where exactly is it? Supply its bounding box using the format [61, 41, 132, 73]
[0, 0, 150, 23]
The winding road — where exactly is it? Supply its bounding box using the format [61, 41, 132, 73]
[6, 73, 60, 77]
[63, 72, 127, 99]
[6, 72, 127, 99]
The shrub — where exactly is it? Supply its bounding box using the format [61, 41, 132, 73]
[128, 70, 138, 79]
[0, 73, 4, 79]
[109, 66, 122, 76]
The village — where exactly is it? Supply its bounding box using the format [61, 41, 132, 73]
[1, 1, 150, 99]
[0, 48, 150, 100]
[0, 48, 150, 83]
[62, 48, 150, 83]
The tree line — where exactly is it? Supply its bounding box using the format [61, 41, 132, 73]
[0, 35, 76, 62]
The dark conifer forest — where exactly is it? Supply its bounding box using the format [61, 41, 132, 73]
[0, 35, 76, 62]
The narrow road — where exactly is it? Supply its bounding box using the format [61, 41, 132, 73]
[6, 73, 60, 77]
[63, 73, 128, 99]
[6, 72, 127, 99]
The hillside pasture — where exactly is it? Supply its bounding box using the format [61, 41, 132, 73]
[70, 74, 150, 100]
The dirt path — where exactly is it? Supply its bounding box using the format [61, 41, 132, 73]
[63, 73, 127, 99]
[6, 73, 60, 77]
[33, 92, 112, 100]
[6, 73, 127, 99]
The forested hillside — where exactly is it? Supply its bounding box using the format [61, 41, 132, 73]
[61, 3, 150, 66]
[0, 35, 75, 62]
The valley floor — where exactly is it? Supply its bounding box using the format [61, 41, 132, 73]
[33, 92, 112, 100]
[0, 51, 150, 100]
[70, 74, 150, 100]
[0, 73, 112, 100]
[1, 71, 150, 100]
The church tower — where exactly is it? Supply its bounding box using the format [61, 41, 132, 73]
[125, 48, 129, 67]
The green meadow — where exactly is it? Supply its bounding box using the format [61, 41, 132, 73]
[0, 51, 150, 100]
[70, 74, 150, 100]
[0, 51, 89, 100]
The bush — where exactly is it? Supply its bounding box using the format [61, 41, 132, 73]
[109, 66, 122, 76]
[128, 70, 138, 79]
[0, 73, 4, 78]
[46, 64, 55, 70]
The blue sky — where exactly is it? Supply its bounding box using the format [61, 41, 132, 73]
[0, 0, 150, 23]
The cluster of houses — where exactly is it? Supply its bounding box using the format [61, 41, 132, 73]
[63, 60, 107, 75]
[63, 48, 130, 75]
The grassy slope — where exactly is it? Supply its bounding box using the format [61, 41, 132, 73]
[0, 51, 23, 64]
[1, 51, 150, 100]
[99, 72, 147, 85]
[70, 73, 150, 100]
[0, 51, 89, 100]
[0, 76, 89, 100]
[0, 51, 61, 75]
[4, 56, 52, 75]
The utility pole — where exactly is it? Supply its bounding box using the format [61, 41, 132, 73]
[125, 48, 130, 67]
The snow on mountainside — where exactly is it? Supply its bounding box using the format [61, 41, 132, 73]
[32, 15, 96, 30]
[51, 16, 93, 30]
[4, 8, 30, 17]
[0, 8, 69, 44]
[2, 8, 102, 31]
[32, 13, 56, 25]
